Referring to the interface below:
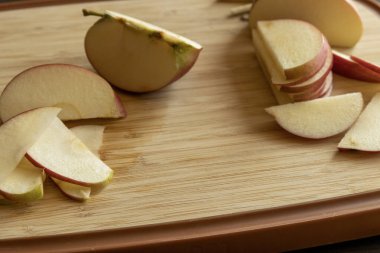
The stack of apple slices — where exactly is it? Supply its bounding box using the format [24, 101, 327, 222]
[0, 64, 126, 202]
[252, 19, 333, 104]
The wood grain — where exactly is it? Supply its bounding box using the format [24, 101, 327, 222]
[0, 0, 379, 241]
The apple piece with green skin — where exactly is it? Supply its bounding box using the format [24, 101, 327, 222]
[0, 107, 61, 181]
[350, 55, 380, 74]
[0, 158, 44, 202]
[250, 0, 363, 47]
[338, 93, 380, 151]
[83, 9, 202, 93]
[257, 19, 328, 80]
[265, 93, 363, 139]
[0, 64, 126, 122]
[332, 50, 380, 82]
[51, 125, 105, 201]
[27, 118, 113, 189]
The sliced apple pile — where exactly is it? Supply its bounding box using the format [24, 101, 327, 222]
[0, 64, 126, 122]
[338, 93, 380, 151]
[252, 19, 333, 104]
[83, 9, 202, 93]
[249, 0, 363, 47]
[332, 50, 380, 83]
[51, 125, 105, 201]
[265, 93, 363, 139]
[0, 107, 60, 201]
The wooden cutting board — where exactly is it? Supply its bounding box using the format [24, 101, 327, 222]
[0, 0, 379, 251]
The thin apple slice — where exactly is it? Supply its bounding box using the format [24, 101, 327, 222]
[291, 72, 333, 102]
[0, 64, 126, 122]
[83, 9, 202, 93]
[0, 158, 44, 202]
[250, 0, 363, 47]
[351, 55, 380, 74]
[27, 118, 113, 188]
[280, 51, 333, 93]
[265, 93, 363, 139]
[338, 93, 380, 151]
[0, 107, 61, 181]
[332, 50, 380, 82]
[257, 19, 327, 80]
[51, 125, 105, 201]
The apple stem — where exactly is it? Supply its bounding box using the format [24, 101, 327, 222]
[82, 9, 105, 18]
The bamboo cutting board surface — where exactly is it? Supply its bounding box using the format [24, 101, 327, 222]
[0, 0, 379, 241]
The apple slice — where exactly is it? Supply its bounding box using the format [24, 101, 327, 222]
[332, 50, 380, 82]
[0, 64, 126, 122]
[250, 0, 363, 47]
[51, 125, 105, 201]
[27, 118, 113, 188]
[0, 158, 44, 202]
[83, 9, 202, 93]
[291, 72, 333, 102]
[257, 19, 328, 80]
[0, 107, 60, 181]
[351, 55, 380, 74]
[265, 93, 363, 139]
[338, 93, 380, 151]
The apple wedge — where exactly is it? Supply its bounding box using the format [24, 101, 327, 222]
[265, 93, 363, 139]
[332, 50, 380, 82]
[27, 118, 113, 189]
[0, 107, 60, 181]
[51, 125, 105, 201]
[338, 93, 380, 151]
[351, 55, 380, 74]
[257, 19, 328, 80]
[0, 158, 44, 202]
[250, 0, 363, 47]
[83, 9, 202, 93]
[0, 64, 126, 122]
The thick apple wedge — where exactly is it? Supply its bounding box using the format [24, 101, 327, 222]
[0, 64, 125, 122]
[27, 118, 113, 188]
[250, 0, 363, 47]
[265, 93, 363, 139]
[83, 9, 202, 93]
[257, 20, 328, 80]
[332, 50, 380, 82]
[338, 93, 380, 151]
[51, 125, 105, 201]
[0, 107, 60, 181]
[0, 158, 44, 202]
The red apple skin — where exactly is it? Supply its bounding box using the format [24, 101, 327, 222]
[333, 52, 380, 82]
[25, 154, 93, 187]
[351, 55, 380, 74]
[114, 92, 126, 118]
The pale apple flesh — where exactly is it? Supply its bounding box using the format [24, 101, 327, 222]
[0, 158, 44, 202]
[51, 125, 105, 201]
[0, 64, 126, 122]
[84, 9, 202, 93]
[332, 50, 380, 82]
[338, 93, 380, 151]
[250, 0, 363, 47]
[27, 118, 113, 188]
[265, 93, 363, 139]
[0, 107, 61, 181]
[257, 20, 327, 80]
